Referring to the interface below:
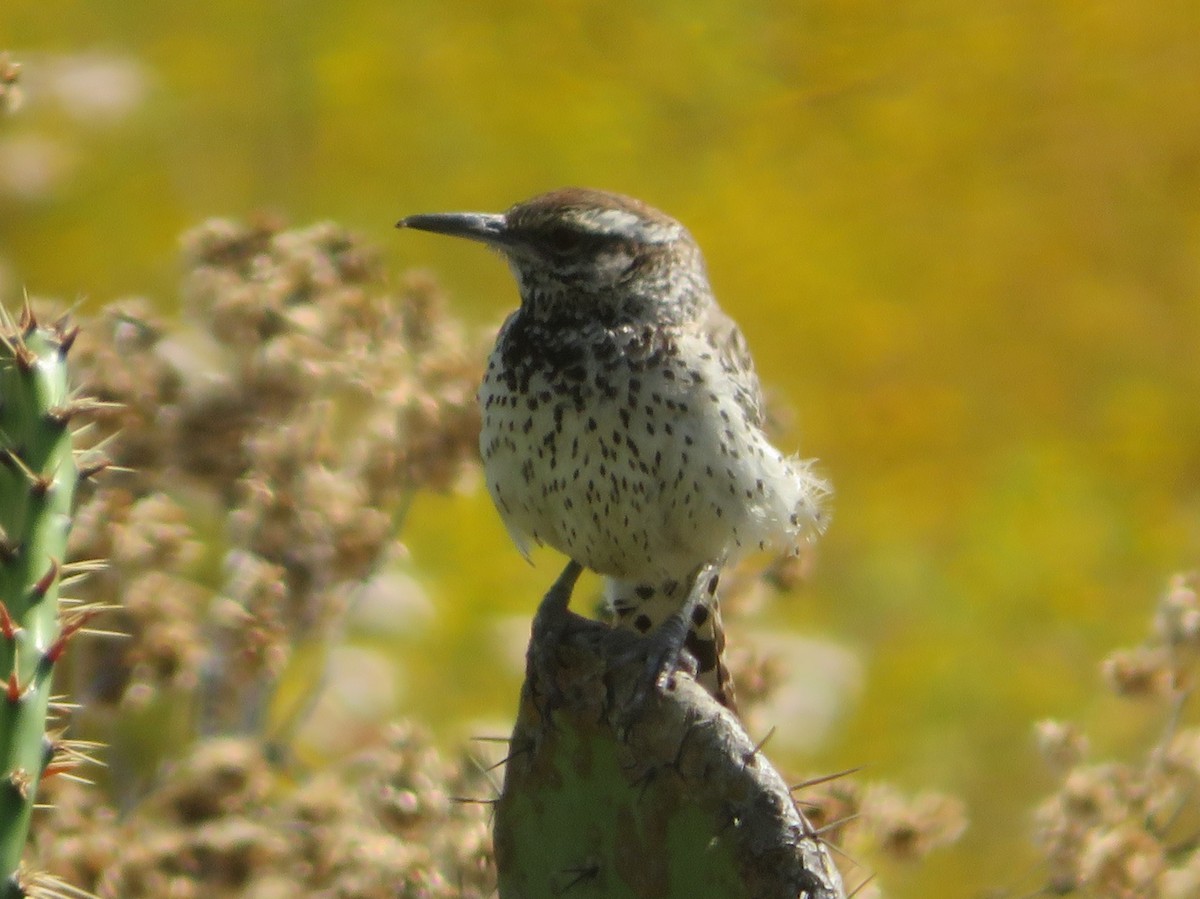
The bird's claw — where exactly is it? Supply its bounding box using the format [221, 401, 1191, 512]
[623, 592, 702, 710]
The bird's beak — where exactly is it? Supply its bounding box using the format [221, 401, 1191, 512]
[396, 211, 509, 247]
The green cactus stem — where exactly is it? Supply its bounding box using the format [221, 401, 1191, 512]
[494, 573, 845, 899]
[0, 306, 82, 899]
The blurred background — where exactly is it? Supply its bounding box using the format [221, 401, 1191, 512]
[3, 1, 1199, 895]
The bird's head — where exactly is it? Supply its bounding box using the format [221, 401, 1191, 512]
[398, 188, 709, 324]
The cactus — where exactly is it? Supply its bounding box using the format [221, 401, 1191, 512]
[0, 306, 86, 899]
[494, 571, 845, 899]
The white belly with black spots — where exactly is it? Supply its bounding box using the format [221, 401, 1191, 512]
[479, 330, 824, 582]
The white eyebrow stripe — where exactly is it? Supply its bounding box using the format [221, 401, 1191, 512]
[589, 208, 642, 231]
[578, 208, 678, 244]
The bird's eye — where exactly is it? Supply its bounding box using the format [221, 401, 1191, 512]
[542, 226, 583, 254]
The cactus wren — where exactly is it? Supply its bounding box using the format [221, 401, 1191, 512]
[398, 188, 828, 710]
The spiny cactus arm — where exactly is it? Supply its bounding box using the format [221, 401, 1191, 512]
[494, 582, 845, 899]
[0, 307, 81, 899]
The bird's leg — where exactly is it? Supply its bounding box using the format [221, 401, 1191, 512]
[628, 566, 719, 708]
[528, 560, 584, 715]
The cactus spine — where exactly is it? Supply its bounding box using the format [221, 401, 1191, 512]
[0, 307, 81, 899]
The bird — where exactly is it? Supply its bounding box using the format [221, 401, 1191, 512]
[397, 188, 829, 711]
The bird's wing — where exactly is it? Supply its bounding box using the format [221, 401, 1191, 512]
[702, 306, 767, 429]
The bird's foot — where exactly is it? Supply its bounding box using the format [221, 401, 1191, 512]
[621, 567, 717, 711]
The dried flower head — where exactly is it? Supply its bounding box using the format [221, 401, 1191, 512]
[1033, 574, 1200, 896]
[60, 218, 486, 731]
[1077, 824, 1165, 896]
[0, 53, 21, 115]
[859, 784, 968, 862]
[1035, 719, 1090, 770]
[1102, 645, 1179, 698]
[1155, 571, 1200, 650]
[34, 729, 497, 898]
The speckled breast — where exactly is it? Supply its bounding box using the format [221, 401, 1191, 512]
[478, 314, 786, 582]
